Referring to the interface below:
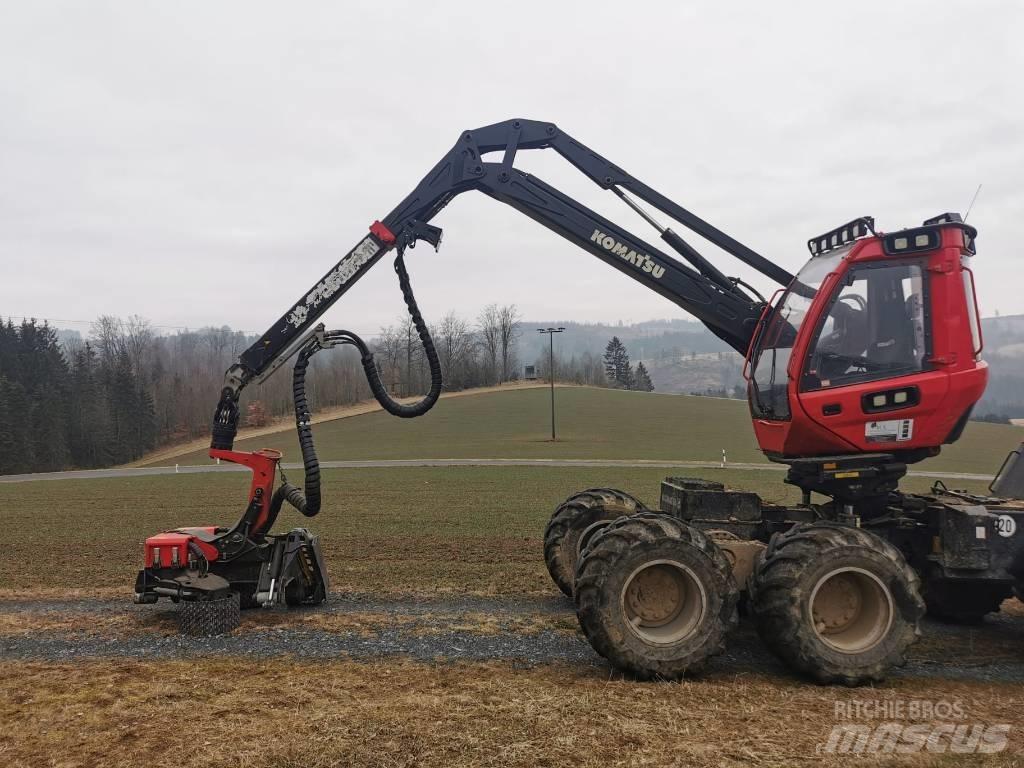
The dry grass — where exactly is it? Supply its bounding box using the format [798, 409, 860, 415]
[1, 657, 1022, 768]
[0, 587, 130, 600]
[0, 611, 173, 636]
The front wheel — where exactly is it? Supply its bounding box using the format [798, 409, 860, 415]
[751, 523, 923, 685]
[574, 512, 739, 679]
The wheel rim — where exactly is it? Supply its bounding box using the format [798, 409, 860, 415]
[620, 559, 706, 645]
[809, 567, 894, 654]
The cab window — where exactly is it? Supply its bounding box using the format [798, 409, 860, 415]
[748, 247, 848, 419]
[802, 262, 928, 390]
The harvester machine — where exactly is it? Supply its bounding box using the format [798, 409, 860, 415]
[135, 119, 1024, 684]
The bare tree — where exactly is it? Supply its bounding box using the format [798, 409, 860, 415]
[198, 326, 235, 367]
[476, 304, 501, 385]
[436, 311, 473, 389]
[497, 304, 521, 382]
[399, 315, 422, 396]
[374, 324, 403, 393]
[89, 315, 126, 366]
[123, 315, 154, 381]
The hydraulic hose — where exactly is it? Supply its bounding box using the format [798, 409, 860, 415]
[282, 343, 321, 517]
[280, 248, 443, 518]
[358, 250, 442, 418]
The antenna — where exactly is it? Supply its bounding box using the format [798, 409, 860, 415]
[964, 183, 983, 222]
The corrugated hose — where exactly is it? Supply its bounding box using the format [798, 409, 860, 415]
[279, 249, 442, 517]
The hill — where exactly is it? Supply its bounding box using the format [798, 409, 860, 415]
[154, 386, 1022, 476]
[520, 315, 1024, 417]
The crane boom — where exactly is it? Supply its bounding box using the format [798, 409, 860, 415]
[212, 119, 796, 449]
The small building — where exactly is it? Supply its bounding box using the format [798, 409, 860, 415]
[524, 364, 537, 380]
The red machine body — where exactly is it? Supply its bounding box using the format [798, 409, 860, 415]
[141, 448, 283, 570]
[206, 448, 283, 534]
[747, 220, 985, 462]
[145, 527, 219, 568]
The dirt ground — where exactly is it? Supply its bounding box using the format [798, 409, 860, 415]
[3, 594, 1024, 767]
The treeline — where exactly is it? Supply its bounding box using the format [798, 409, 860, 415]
[0, 318, 157, 473]
[0, 305, 615, 473]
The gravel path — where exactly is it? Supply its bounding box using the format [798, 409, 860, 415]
[3, 594, 1023, 683]
[0, 459, 995, 484]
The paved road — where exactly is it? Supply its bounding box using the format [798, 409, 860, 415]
[0, 457, 994, 483]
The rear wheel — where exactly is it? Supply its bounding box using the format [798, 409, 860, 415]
[751, 523, 923, 685]
[575, 512, 738, 679]
[543, 488, 646, 596]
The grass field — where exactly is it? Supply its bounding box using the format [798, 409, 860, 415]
[152, 387, 1024, 477]
[0, 466, 989, 596]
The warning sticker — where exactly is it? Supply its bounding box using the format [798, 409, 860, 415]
[865, 419, 914, 443]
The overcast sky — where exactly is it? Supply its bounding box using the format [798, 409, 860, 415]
[1, 1, 1022, 339]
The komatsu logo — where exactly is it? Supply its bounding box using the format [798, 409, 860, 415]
[591, 230, 665, 278]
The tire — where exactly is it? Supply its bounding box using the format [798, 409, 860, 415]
[543, 488, 647, 597]
[923, 581, 1011, 624]
[178, 592, 241, 636]
[574, 512, 739, 679]
[751, 523, 923, 685]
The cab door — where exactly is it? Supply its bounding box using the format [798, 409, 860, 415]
[795, 259, 950, 454]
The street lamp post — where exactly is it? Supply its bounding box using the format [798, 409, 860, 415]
[537, 327, 565, 440]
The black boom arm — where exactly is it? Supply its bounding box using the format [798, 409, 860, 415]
[211, 119, 794, 447]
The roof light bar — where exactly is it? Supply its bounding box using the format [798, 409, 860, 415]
[922, 212, 963, 226]
[882, 227, 940, 256]
[807, 216, 876, 256]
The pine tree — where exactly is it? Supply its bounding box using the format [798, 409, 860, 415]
[0, 376, 19, 473]
[0, 319, 76, 473]
[26, 323, 71, 470]
[133, 385, 158, 458]
[102, 350, 139, 465]
[69, 344, 108, 468]
[603, 336, 633, 389]
[634, 361, 654, 392]
[0, 320, 22, 473]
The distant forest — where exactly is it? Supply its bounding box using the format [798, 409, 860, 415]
[0, 307, 610, 474]
[3, 312, 1022, 474]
